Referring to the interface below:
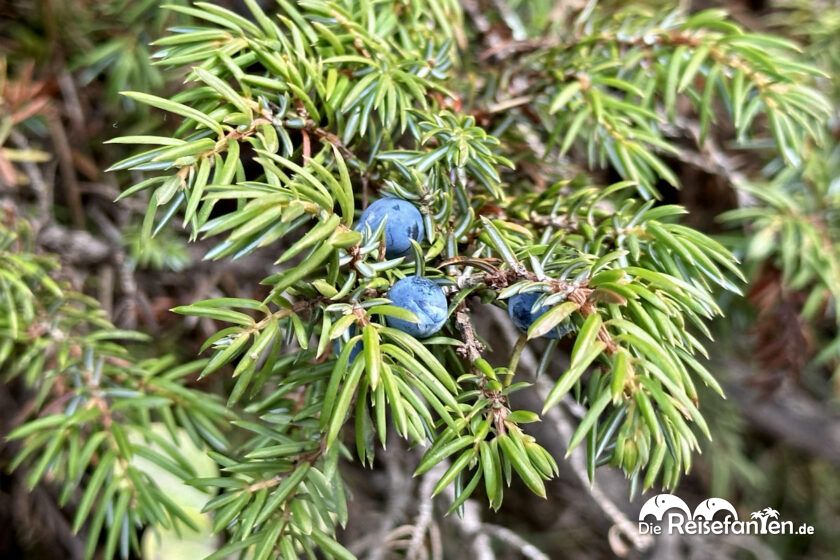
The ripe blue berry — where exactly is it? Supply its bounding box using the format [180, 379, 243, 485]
[355, 198, 424, 258]
[386, 276, 448, 338]
[507, 292, 573, 339]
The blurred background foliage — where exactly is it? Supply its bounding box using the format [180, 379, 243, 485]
[2, 0, 840, 559]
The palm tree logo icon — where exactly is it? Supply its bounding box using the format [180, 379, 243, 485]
[763, 507, 780, 519]
[750, 507, 780, 532]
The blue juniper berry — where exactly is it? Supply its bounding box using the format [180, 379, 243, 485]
[386, 276, 448, 338]
[355, 198, 424, 258]
[507, 291, 574, 339]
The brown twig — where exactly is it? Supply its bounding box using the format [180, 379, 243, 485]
[8, 130, 52, 230]
[301, 127, 311, 162]
[46, 115, 84, 228]
[454, 302, 485, 364]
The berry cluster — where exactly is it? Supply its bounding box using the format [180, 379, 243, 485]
[352, 197, 573, 341]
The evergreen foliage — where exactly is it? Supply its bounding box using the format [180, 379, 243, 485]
[3, 1, 837, 558]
